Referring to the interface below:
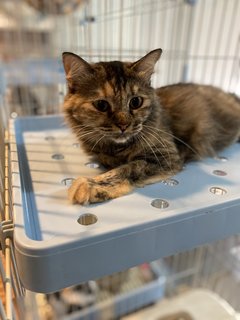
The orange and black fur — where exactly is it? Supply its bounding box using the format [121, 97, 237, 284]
[62, 49, 240, 204]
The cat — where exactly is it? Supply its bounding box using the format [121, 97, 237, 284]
[62, 49, 240, 205]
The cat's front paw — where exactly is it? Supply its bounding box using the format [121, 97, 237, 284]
[68, 177, 113, 205]
[68, 175, 133, 205]
[68, 177, 92, 205]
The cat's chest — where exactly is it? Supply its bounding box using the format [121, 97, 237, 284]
[96, 145, 136, 168]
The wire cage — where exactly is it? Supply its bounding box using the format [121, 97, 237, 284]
[0, 0, 240, 319]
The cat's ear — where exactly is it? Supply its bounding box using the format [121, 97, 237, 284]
[62, 52, 94, 89]
[130, 49, 162, 80]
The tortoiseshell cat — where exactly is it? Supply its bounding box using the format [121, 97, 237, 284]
[62, 49, 240, 205]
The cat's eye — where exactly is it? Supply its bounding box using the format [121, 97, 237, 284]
[129, 96, 143, 110]
[93, 100, 110, 112]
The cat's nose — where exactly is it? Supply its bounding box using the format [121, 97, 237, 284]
[116, 123, 129, 133]
[113, 111, 130, 132]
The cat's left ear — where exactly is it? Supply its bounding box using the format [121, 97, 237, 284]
[130, 49, 162, 80]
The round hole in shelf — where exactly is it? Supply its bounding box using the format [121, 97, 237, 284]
[77, 213, 98, 226]
[162, 178, 179, 186]
[52, 153, 64, 160]
[210, 187, 227, 195]
[215, 156, 228, 162]
[72, 142, 80, 148]
[213, 170, 227, 176]
[45, 136, 55, 141]
[11, 112, 18, 119]
[61, 178, 75, 186]
[85, 162, 100, 169]
[151, 199, 169, 209]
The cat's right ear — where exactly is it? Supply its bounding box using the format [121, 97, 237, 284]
[62, 52, 94, 89]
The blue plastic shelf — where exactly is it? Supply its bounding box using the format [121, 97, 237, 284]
[10, 115, 240, 293]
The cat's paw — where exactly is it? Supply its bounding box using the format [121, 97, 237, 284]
[68, 177, 113, 205]
[68, 175, 133, 205]
[68, 177, 93, 205]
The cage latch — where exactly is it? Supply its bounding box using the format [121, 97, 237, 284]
[0, 219, 14, 253]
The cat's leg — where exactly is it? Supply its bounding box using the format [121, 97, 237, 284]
[68, 176, 133, 204]
[68, 159, 182, 204]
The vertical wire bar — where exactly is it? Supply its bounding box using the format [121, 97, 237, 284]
[83, 5, 88, 59]
[132, 0, 138, 59]
[210, 0, 228, 86]
[0, 255, 6, 284]
[173, 3, 183, 83]
[10, 242, 24, 297]
[147, 0, 156, 51]
[181, 1, 196, 82]
[118, 0, 124, 60]
[166, 4, 177, 84]
[200, 0, 216, 83]
[104, 0, 108, 60]
[229, 35, 240, 94]
[4, 134, 12, 320]
[138, 0, 145, 58]
[0, 298, 7, 320]
[172, 3, 182, 83]
[97, 0, 102, 60]
[190, 0, 204, 82]
[128, 0, 134, 60]
[192, 246, 205, 287]
[210, 241, 223, 292]
[220, 0, 239, 90]
[173, 3, 181, 83]
[110, 0, 115, 60]
[5, 238, 12, 320]
[197, 244, 210, 288]
[151, 1, 160, 86]
[159, 1, 167, 86]
[5, 121, 25, 318]
[87, 0, 93, 61]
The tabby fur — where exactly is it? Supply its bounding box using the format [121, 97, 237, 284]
[62, 49, 240, 204]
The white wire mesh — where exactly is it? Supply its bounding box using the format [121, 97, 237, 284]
[0, 0, 239, 116]
[0, 0, 240, 319]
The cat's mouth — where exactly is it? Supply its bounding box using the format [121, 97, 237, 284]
[110, 130, 140, 144]
[114, 134, 131, 143]
[100, 125, 142, 144]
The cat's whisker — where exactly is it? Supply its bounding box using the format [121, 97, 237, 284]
[78, 132, 102, 146]
[76, 131, 95, 139]
[91, 134, 106, 151]
[144, 123, 200, 158]
[136, 135, 147, 162]
[142, 127, 173, 173]
[67, 123, 93, 131]
[143, 133, 174, 174]
[139, 133, 164, 171]
[142, 126, 168, 149]
[142, 126, 172, 159]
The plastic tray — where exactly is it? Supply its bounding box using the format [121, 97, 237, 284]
[10, 115, 240, 293]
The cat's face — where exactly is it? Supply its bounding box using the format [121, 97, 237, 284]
[63, 49, 162, 148]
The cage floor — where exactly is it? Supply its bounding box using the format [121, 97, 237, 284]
[10, 115, 240, 293]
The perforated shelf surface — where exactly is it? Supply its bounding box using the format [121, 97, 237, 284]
[10, 115, 240, 293]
